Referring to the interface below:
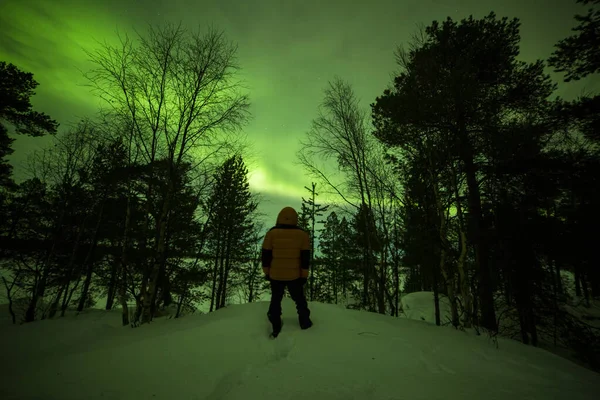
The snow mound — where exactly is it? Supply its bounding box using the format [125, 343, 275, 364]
[1, 298, 599, 400]
[401, 291, 452, 324]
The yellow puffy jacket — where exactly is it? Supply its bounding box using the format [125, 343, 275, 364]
[261, 207, 310, 281]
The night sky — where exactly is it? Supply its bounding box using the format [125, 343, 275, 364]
[1, 0, 598, 224]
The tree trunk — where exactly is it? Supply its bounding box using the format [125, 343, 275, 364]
[441, 253, 459, 327]
[551, 258, 559, 346]
[220, 265, 230, 309]
[26, 264, 50, 322]
[575, 264, 582, 297]
[518, 303, 530, 345]
[119, 194, 133, 327]
[136, 161, 156, 324]
[378, 256, 386, 314]
[591, 267, 600, 298]
[430, 164, 458, 327]
[209, 220, 223, 313]
[105, 255, 119, 310]
[120, 262, 129, 327]
[152, 227, 173, 315]
[432, 259, 441, 326]
[50, 220, 87, 319]
[77, 261, 95, 313]
[219, 230, 234, 309]
[175, 292, 185, 318]
[529, 307, 538, 346]
[2, 275, 18, 324]
[77, 201, 105, 312]
[151, 261, 165, 317]
[248, 276, 254, 303]
[48, 285, 65, 319]
[362, 249, 369, 310]
[62, 278, 82, 316]
[394, 256, 400, 317]
[310, 187, 316, 302]
[471, 277, 479, 328]
[333, 253, 339, 304]
[52, 280, 72, 317]
[215, 254, 225, 310]
[462, 150, 496, 331]
[581, 269, 590, 308]
[28, 201, 71, 322]
[141, 182, 172, 324]
[60, 280, 72, 316]
[210, 256, 219, 313]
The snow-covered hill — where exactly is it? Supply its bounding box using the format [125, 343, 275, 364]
[1, 297, 599, 400]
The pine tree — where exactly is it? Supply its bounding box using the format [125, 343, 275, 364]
[319, 211, 343, 303]
[301, 182, 329, 301]
[548, 0, 600, 82]
[205, 155, 258, 311]
[0, 62, 58, 195]
[297, 202, 311, 232]
[372, 13, 556, 331]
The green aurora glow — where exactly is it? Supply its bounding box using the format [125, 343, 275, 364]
[1, 0, 598, 221]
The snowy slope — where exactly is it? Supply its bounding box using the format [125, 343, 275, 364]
[1, 298, 599, 400]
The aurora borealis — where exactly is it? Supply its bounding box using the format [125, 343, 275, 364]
[1, 0, 598, 223]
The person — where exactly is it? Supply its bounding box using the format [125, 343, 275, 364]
[262, 206, 313, 337]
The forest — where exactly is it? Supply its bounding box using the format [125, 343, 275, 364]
[1, 1, 598, 369]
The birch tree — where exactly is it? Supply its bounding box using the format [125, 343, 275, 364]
[85, 23, 250, 323]
[298, 78, 380, 311]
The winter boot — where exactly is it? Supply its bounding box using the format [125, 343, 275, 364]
[268, 312, 283, 337]
[299, 316, 313, 330]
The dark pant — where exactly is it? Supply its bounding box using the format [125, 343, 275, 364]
[268, 278, 311, 324]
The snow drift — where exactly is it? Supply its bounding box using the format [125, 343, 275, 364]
[1, 297, 599, 400]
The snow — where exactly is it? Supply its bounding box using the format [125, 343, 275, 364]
[1, 296, 599, 400]
[401, 291, 453, 324]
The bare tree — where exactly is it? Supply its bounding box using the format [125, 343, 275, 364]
[367, 149, 404, 314]
[84, 23, 250, 324]
[21, 121, 101, 322]
[2, 270, 21, 324]
[297, 77, 381, 311]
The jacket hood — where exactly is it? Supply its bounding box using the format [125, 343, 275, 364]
[276, 207, 298, 226]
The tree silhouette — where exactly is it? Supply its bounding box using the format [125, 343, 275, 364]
[548, 0, 600, 81]
[0, 61, 58, 191]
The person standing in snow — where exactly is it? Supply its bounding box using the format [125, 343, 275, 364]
[262, 206, 313, 337]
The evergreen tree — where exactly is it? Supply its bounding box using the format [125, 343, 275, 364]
[0, 62, 58, 193]
[372, 13, 556, 331]
[549, 0, 599, 143]
[548, 0, 600, 82]
[297, 202, 311, 232]
[319, 211, 361, 306]
[318, 211, 341, 303]
[301, 182, 329, 301]
[205, 155, 258, 311]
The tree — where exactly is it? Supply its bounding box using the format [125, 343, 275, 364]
[0, 177, 50, 323]
[205, 155, 258, 312]
[238, 223, 269, 303]
[319, 211, 342, 303]
[298, 78, 382, 312]
[0, 61, 58, 197]
[12, 120, 102, 322]
[549, 0, 600, 143]
[301, 182, 329, 301]
[319, 210, 361, 305]
[548, 0, 600, 82]
[297, 202, 311, 231]
[372, 13, 556, 332]
[85, 23, 250, 323]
